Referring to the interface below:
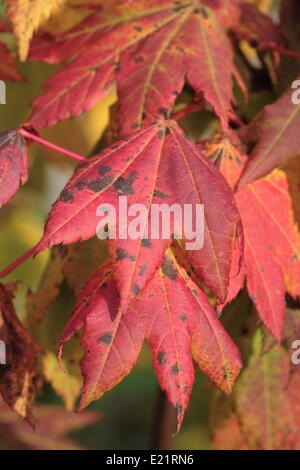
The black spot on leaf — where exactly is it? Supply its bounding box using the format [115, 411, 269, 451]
[75, 181, 87, 190]
[200, 7, 208, 19]
[176, 403, 183, 415]
[154, 189, 170, 198]
[114, 171, 137, 195]
[134, 56, 144, 63]
[59, 189, 73, 202]
[88, 175, 114, 192]
[138, 264, 148, 276]
[157, 107, 168, 118]
[157, 350, 167, 365]
[132, 283, 140, 295]
[116, 248, 128, 260]
[99, 165, 112, 175]
[97, 332, 113, 345]
[162, 256, 177, 281]
[141, 238, 152, 248]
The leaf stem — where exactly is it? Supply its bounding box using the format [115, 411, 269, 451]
[19, 128, 87, 162]
[260, 42, 300, 59]
[0, 246, 37, 279]
[171, 103, 201, 121]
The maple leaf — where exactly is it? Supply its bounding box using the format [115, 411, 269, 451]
[199, 132, 248, 188]
[6, 0, 68, 61]
[26, 239, 107, 410]
[34, 120, 242, 309]
[28, 0, 239, 133]
[235, 170, 300, 341]
[0, 284, 40, 422]
[0, 41, 25, 82]
[236, 332, 300, 450]
[233, 2, 283, 47]
[239, 80, 300, 187]
[58, 250, 241, 430]
[0, 129, 29, 208]
[202, 135, 300, 341]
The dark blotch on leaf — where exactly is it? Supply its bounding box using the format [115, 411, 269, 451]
[116, 248, 128, 261]
[75, 181, 88, 190]
[99, 165, 112, 175]
[78, 160, 89, 169]
[171, 362, 179, 375]
[157, 129, 164, 140]
[114, 171, 137, 195]
[138, 264, 148, 276]
[132, 283, 140, 295]
[141, 238, 152, 248]
[154, 189, 169, 199]
[97, 332, 113, 345]
[59, 189, 74, 202]
[157, 350, 167, 365]
[157, 107, 169, 118]
[162, 256, 177, 281]
[134, 56, 144, 63]
[200, 7, 208, 19]
[88, 175, 113, 192]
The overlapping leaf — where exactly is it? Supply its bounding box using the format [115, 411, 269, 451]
[236, 170, 300, 340]
[35, 120, 242, 309]
[6, 0, 68, 61]
[0, 20, 24, 82]
[0, 129, 29, 208]
[239, 80, 300, 187]
[28, 0, 239, 133]
[203, 134, 300, 341]
[236, 333, 299, 450]
[233, 1, 283, 46]
[26, 239, 107, 410]
[0, 284, 40, 422]
[0, 42, 24, 82]
[59, 250, 241, 430]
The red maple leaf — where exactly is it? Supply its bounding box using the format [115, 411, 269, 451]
[202, 134, 300, 341]
[34, 120, 242, 308]
[58, 250, 241, 431]
[28, 0, 241, 133]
